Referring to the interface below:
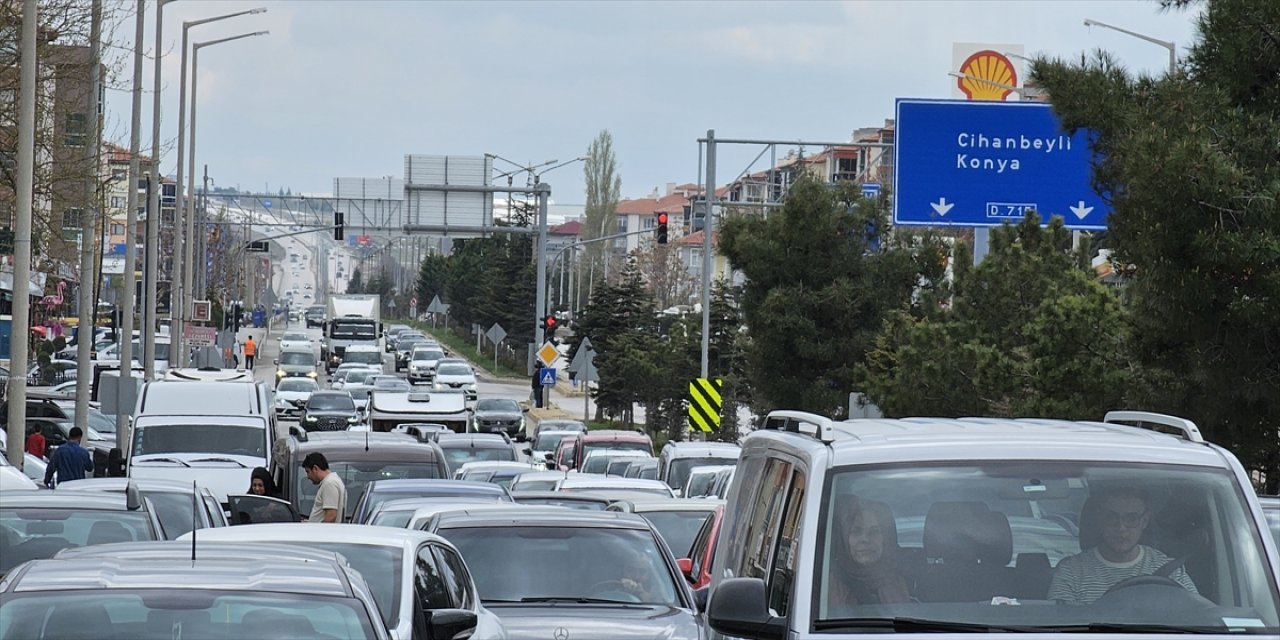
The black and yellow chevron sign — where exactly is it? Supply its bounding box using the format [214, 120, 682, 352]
[688, 378, 723, 433]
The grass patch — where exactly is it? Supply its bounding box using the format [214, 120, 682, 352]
[399, 318, 526, 379]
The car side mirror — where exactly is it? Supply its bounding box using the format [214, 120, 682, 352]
[522, 447, 532, 456]
[707, 578, 784, 640]
[522, 406, 530, 413]
[426, 608, 477, 640]
[693, 586, 709, 614]
[273, 359, 279, 365]
[544, 452, 554, 461]
[676, 557, 693, 579]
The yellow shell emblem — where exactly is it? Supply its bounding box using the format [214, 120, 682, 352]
[957, 50, 1018, 101]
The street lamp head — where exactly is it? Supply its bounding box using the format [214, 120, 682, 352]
[249, 8, 267, 14]
[1083, 19, 1096, 27]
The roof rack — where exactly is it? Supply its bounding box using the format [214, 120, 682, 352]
[760, 410, 836, 443]
[1103, 411, 1204, 443]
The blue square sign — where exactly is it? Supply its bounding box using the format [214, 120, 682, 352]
[893, 99, 1109, 230]
[539, 368, 557, 386]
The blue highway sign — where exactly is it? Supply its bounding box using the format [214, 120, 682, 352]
[539, 368, 557, 386]
[861, 182, 881, 199]
[893, 99, 1108, 231]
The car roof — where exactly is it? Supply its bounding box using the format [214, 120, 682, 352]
[281, 431, 443, 461]
[557, 476, 672, 490]
[457, 461, 541, 473]
[310, 390, 353, 398]
[55, 541, 345, 566]
[54, 478, 207, 494]
[511, 471, 570, 483]
[6, 556, 354, 597]
[345, 345, 379, 352]
[511, 491, 612, 504]
[687, 464, 736, 475]
[612, 498, 725, 512]
[432, 506, 652, 530]
[182, 522, 451, 550]
[755, 413, 1232, 467]
[436, 434, 511, 448]
[580, 430, 651, 441]
[661, 441, 741, 456]
[0, 491, 145, 511]
[368, 479, 508, 495]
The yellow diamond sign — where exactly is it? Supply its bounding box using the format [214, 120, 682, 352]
[536, 342, 560, 367]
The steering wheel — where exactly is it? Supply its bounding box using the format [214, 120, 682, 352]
[586, 580, 641, 602]
[1102, 574, 1185, 596]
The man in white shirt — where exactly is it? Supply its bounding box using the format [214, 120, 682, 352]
[1049, 487, 1197, 604]
[303, 452, 346, 523]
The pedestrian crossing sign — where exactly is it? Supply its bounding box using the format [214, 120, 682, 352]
[539, 368, 557, 386]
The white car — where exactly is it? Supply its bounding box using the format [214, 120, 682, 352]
[432, 362, 478, 400]
[330, 364, 379, 390]
[274, 377, 319, 419]
[279, 331, 312, 352]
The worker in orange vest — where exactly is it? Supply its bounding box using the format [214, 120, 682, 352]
[244, 336, 257, 370]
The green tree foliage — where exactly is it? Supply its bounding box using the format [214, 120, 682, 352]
[581, 130, 622, 307]
[568, 260, 655, 424]
[863, 215, 1131, 420]
[719, 176, 943, 417]
[346, 269, 363, 294]
[1034, 0, 1280, 485]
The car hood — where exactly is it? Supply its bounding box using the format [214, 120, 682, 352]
[487, 604, 700, 640]
[434, 375, 475, 384]
[278, 363, 315, 372]
[304, 410, 357, 418]
[276, 391, 312, 402]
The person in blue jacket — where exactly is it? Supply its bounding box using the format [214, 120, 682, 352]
[44, 426, 94, 488]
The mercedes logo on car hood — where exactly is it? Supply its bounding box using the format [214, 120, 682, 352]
[553, 627, 569, 640]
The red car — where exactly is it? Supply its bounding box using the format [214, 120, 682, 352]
[677, 503, 724, 590]
[571, 430, 653, 470]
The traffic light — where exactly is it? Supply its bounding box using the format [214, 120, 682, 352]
[334, 211, 344, 241]
[655, 212, 669, 244]
[540, 314, 558, 332]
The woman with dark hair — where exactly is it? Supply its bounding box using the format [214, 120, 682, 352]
[249, 466, 281, 499]
[828, 495, 911, 610]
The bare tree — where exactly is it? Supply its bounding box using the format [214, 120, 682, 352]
[630, 238, 694, 310]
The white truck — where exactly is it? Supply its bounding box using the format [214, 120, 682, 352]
[322, 294, 381, 372]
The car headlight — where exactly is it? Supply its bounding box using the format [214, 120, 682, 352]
[307, 371, 318, 378]
[466, 383, 477, 391]
[347, 415, 359, 423]
[305, 415, 317, 422]
[276, 370, 286, 378]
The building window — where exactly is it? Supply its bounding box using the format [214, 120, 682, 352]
[616, 216, 628, 233]
[643, 216, 657, 230]
[110, 223, 125, 235]
[161, 207, 175, 225]
[63, 208, 83, 229]
[64, 113, 88, 147]
[110, 196, 126, 209]
[111, 168, 127, 181]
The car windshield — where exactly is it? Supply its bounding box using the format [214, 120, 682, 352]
[0, 509, 155, 574]
[511, 479, 559, 493]
[342, 369, 371, 383]
[435, 364, 470, 376]
[133, 424, 264, 458]
[813, 462, 1279, 632]
[475, 399, 519, 413]
[295, 462, 443, 521]
[666, 456, 736, 490]
[308, 395, 355, 412]
[374, 380, 411, 392]
[582, 453, 645, 475]
[684, 468, 728, 498]
[533, 432, 572, 452]
[145, 491, 204, 539]
[347, 388, 371, 401]
[514, 496, 607, 510]
[582, 441, 651, 460]
[640, 509, 715, 558]
[443, 525, 680, 606]
[331, 321, 375, 340]
[82, 409, 116, 436]
[343, 351, 381, 365]
[442, 447, 515, 471]
[279, 352, 313, 366]
[368, 510, 415, 528]
[131, 342, 171, 361]
[412, 349, 444, 361]
[282, 333, 308, 342]
[277, 379, 318, 393]
[0, 591, 377, 639]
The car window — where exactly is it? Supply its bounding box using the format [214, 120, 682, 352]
[0, 509, 155, 573]
[133, 423, 264, 458]
[689, 512, 715, 572]
[475, 399, 519, 412]
[433, 546, 475, 610]
[738, 458, 792, 583]
[767, 468, 805, 616]
[279, 352, 314, 366]
[667, 457, 736, 490]
[435, 364, 470, 376]
[416, 545, 454, 610]
[277, 379, 318, 393]
[640, 510, 715, 559]
[308, 395, 355, 411]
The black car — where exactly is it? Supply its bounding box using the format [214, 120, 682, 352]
[471, 398, 526, 439]
[300, 390, 361, 431]
[304, 305, 326, 328]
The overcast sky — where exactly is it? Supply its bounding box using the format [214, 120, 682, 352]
[104, 0, 1201, 205]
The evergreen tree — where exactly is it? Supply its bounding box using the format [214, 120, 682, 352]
[719, 175, 943, 417]
[1034, 0, 1280, 486]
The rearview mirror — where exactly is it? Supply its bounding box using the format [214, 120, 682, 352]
[427, 609, 477, 640]
[707, 578, 784, 640]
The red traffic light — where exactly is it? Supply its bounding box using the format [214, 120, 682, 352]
[544, 315, 558, 330]
[657, 212, 668, 225]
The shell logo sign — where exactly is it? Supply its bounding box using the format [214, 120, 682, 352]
[957, 50, 1018, 101]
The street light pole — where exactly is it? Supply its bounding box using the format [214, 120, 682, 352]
[1083, 18, 1176, 74]
[6, 0, 38, 468]
[118, 0, 145, 441]
[173, 8, 265, 365]
[144, 0, 176, 378]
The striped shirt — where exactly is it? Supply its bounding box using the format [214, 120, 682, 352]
[1048, 545, 1197, 604]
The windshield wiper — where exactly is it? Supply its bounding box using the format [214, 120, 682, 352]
[815, 617, 1042, 633]
[133, 457, 191, 467]
[187, 457, 249, 468]
[1046, 623, 1228, 634]
[519, 596, 641, 605]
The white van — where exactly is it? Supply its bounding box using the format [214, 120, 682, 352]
[113, 375, 276, 504]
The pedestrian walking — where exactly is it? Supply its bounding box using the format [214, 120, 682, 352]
[531, 364, 545, 409]
[43, 426, 93, 488]
[303, 452, 346, 523]
[244, 335, 257, 370]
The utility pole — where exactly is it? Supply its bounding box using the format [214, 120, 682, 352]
[533, 184, 550, 349]
[118, 0, 145, 443]
[6, 0, 38, 468]
[143, 0, 169, 378]
[700, 130, 716, 379]
[74, 0, 103, 435]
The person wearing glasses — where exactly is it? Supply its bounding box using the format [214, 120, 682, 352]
[1049, 487, 1197, 604]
